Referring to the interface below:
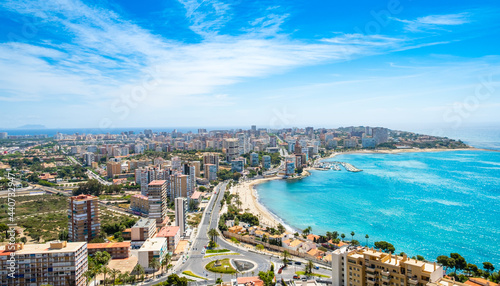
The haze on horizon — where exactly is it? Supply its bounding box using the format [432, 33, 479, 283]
[1, 0, 499, 130]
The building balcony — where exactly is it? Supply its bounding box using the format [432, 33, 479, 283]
[381, 271, 390, 276]
[366, 273, 376, 279]
[381, 276, 390, 283]
[366, 279, 376, 285]
[408, 278, 418, 285]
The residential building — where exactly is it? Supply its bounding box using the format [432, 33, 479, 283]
[68, 195, 100, 242]
[138, 237, 169, 270]
[130, 194, 149, 215]
[0, 241, 88, 286]
[262, 155, 271, 169]
[172, 173, 188, 200]
[373, 127, 389, 145]
[191, 161, 201, 177]
[148, 180, 167, 224]
[175, 197, 187, 237]
[131, 218, 157, 249]
[331, 247, 444, 286]
[203, 153, 219, 170]
[285, 156, 296, 175]
[224, 138, 239, 162]
[231, 158, 244, 173]
[250, 152, 259, 167]
[106, 161, 121, 178]
[362, 138, 376, 148]
[156, 226, 181, 253]
[87, 242, 130, 259]
[205, 163, 218, 181]
[344, 138, 358, 148]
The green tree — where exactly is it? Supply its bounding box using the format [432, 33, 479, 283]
[58, 230, 69, 241]
[374, 241, 396, 253]
[161, 252, 172, 275]
[133, 264, 145, 282]
[94, 251, 111, 266]
[282, 250, 290, 265]
[208, 228, 219, 244]
[365, 234, 369, 246]
[109, 269, 120, 286]
[100, 265, 110, 286]
[305, 260, 315, 275]
[256, 244, 264, 251]
[150, 257, 160, 278]
[277, 224, 285, 234]
[350, 231, 355, 241]
[0, 223, 9, 238]
[483, 262, 495, 272]
[417, 255, 425, 261]
[302, 226, 312, 235]
[341, 233, 345, 241]
[450, 253, 467, 273]
[259, 270, 275, 286]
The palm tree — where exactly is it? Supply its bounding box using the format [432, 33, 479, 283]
[150, 257, 160, 278]
[83, 270, 94, 286]
[302, 226, 312, 236]
[109, 269, 120, 286]
[341, 233, 345, 241]
[305, 260, 315, 275]
[365, 234, 369, 247]
[161, 252, 172, 275]
[133, 264, 145, 282]
[208, 228, 219, 243]
[282, 250, 290, 265]
[326, 231, 332, 240]
[100, 265, 110, 286]
[350, 231, 355, 242]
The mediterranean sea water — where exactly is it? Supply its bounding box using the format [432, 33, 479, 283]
[256, 150, 500, 267]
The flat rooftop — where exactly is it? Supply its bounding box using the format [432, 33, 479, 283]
[157, 226, 180, 237]
[88, 242, 130, 249]
[0, 241, 86, 255]
[139, 237, 167, 252]
[148, 180, 166, 186]
[133, 218, 156, 228]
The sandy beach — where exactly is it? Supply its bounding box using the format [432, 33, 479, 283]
[231, 177, 284, 228]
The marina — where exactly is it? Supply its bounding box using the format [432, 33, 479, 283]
[314, 161, 362, 172]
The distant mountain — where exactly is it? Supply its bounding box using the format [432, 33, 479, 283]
[17, 124, 46, 129]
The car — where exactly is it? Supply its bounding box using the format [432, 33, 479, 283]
[287, 262, 293, 265]
[295, 261, 302, 265]
[315, 266, 320, 270]
[293, 275, 300, 280]
[302, 277, 308, 281]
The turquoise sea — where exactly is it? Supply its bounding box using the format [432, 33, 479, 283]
[256, 150, 500, 266]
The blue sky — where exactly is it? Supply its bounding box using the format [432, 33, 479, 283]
[0, 0, 499, 130]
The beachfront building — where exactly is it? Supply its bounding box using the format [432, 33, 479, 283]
[137, 237, 169, 270]
[231, 158, 245, 173]
[224, 138, 240, 162]
[68, 194, 100, 242]
[0, 241, 88, 286]
[362, 138, 376, 148]
[331, 247, 444, 286]
[263, 155, 271, 169]
[250, 152, 259, 166]
[148, 180, 167, 224]
[285, 156, 296, 175]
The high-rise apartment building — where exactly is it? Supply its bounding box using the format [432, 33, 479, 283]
[68, 195, 100, 242]
[205, 164, 218, 181]
[331, 247, 444, 286]
[106, 161, 121, 178]
[175, 197, 187, 237]
[203, 153, 219, 170]
[250, 152, 259, 167]
[172, 173, 188, 200]
[0, 241, 88, 286]
[147, 180, 167, 224]
[372, 127, 389, 145]
[224, 138, 239, 162]
[263, 155, 271, 169]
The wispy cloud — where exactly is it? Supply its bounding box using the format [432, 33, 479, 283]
[395, 12, 471, 32]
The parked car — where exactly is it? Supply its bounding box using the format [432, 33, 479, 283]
[301, 277, 308, 281]
[295, 261, 302, 265]
[293, 275, 300, 280]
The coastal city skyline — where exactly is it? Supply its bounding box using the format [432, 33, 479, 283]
[1, 0, 499, 286]
[1, 0, 500, 128]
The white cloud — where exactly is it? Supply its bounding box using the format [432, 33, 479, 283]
[395, 13, 471, 32]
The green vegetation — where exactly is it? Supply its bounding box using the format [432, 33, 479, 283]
[295, 271, 330, 278]
[259, 270, 275, 286]
[0, 194, 67, 221]
[153, 274, 189, 286]
[73, 179, 123, 196]
[204, 253, 240, 258]
[374, 241, 396, 253]
[206, 248, 230, 254]
[182, 271, 207, 280]
[205, 258, 237, 274]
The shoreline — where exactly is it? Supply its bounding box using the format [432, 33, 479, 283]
[235, 147, 495, 235]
